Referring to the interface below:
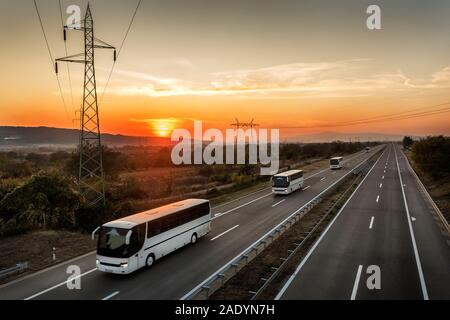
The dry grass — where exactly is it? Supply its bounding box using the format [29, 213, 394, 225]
[0, 230, 95, 284]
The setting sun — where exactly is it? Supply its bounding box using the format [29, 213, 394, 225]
[149, 119, 178, 138]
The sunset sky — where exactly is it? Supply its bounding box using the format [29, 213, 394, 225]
[1, 0, 450, 140]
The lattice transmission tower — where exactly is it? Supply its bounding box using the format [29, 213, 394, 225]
[56, 4, 116, 207]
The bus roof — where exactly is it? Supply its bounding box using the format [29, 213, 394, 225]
[103, 199, 209, 229]
[273, 170, 303, 178]
[331, 157, 344, 160]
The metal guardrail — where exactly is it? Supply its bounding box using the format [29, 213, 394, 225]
[182, 149, 383, 300]
[403, 151, 450, 235]
[250, 172, 365, 300]
[0, 262, 28, 280]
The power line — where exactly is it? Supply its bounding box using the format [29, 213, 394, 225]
[277, 102, 450, 129]
[335, 102, 450, 126]
[59, 0, 75, 115]
[99, 0, 142, 105]
[33, 0, 71, 121]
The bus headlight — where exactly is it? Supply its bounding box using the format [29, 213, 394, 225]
[120, 263, 128, 268]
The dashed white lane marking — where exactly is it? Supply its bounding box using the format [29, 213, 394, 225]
[382, 176, 385, 180]
[102, 291, 120, 300]
[302, 186, 311, 191]
[273, 149, 385, 301]
[379, 183, 383, 188]
[369, 216, 375, 229]
[351, 265, 363, 300]
[320, 177, 326, 182]
[412, 217, 417, 222]
[272, 199, 286, 208]
[24, 268, 98, 300]
[376, 195, 380, 203]
[210, 225, 239, 241]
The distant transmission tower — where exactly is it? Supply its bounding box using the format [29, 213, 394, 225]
[56, 4, 116, 207]
[231, 118, 260, 143]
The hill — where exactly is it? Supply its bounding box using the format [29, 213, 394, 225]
[0, 126, 169, 148]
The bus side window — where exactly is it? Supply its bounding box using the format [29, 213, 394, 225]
[147, 219, 162, 238]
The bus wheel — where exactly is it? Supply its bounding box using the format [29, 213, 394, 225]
[191, 233, 198, 244]
[146, 254, 155, 268]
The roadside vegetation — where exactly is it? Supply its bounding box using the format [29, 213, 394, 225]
[0, 141, 377, 238]
[406, 135, 450, 224]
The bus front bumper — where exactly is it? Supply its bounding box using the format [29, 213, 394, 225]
[96, 255, 132, 274]
[272, 189, 289, 195]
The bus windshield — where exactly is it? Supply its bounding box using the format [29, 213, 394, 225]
[97, 227, 136, 258]
[272, 176, 289, 188]
[330, 159, 340, 166]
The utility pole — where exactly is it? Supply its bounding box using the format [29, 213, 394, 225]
[56, 4, 116, 207]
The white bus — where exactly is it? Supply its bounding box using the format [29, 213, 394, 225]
[93, 199, 211, 274]
[272, 170, 304, 195]
[330, 157, 344, 170]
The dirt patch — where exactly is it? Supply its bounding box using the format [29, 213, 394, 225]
[0, 230, 95, 284]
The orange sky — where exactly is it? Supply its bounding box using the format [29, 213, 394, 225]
[1, 0, 450, 139]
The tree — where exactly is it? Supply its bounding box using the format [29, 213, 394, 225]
[403, 136, 414, 150]
[0, 173, 79, 232]
[411, 136, 450, 180]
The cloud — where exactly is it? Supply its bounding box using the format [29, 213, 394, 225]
[106, 60, 450, 99]
[431, 66, 450, 84]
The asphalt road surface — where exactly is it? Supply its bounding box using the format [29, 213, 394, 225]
[277, 144, 450, 300]
[0, 147, 381, 300]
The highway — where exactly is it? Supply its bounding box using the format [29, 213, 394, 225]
[0, 147, 381, 300]
[277, 144, 450, 300]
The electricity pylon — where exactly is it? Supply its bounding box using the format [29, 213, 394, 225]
[231, 118, 260, 144]
[56, 4, 116, 207]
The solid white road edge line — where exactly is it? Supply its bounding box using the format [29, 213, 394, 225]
[212, 148, 376, 220]
[394, 146, 429, 300]
[274, 149, 385, 300]
[24, 268, 97, 300]
[402, 150, 450, 234]
[0, 250, 97, 290]
[350, 265, 363, 300]
[182, 148, 385, 301]
[210, 225, 239, 241]
[16, 150, 375, 300]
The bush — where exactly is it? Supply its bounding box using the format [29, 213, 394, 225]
[0, 158, 33, 179]
[411, 136, 450, 180]
[0, 173, 79, 234]
[403, 136, 414, 150]
[75, 203, 113, 233]
[116, 178, 148, 200]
